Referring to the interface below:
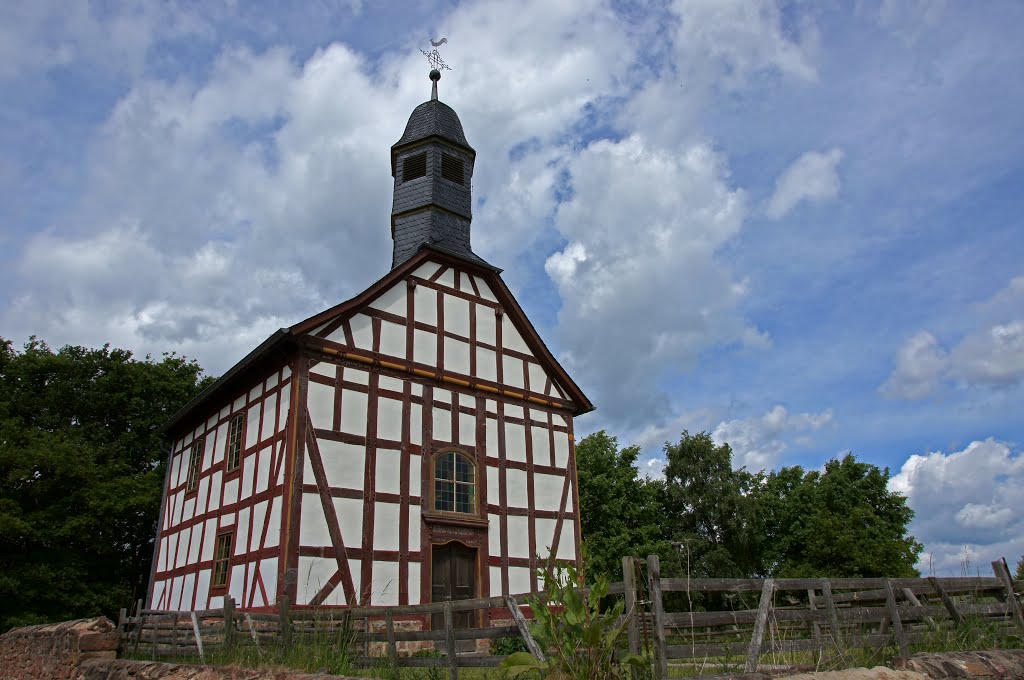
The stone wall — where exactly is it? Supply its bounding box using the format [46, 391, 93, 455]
[0, 617, 118, 680]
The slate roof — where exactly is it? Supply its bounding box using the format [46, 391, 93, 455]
[392, 100, 474, 155]
[392, 210, 496, 270]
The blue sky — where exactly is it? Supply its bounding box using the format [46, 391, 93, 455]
[1, 1, 1022, 575]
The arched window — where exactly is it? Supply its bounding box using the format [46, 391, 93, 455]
[434, 451, 476, 514]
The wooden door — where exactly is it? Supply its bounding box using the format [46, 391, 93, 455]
[431, 542, 477, 631]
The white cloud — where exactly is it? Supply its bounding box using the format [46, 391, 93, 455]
[711, 405, 834, 471]
[765, 148, 844, 219]
[890, 438, 1024, 575]
[881, 277, 1024, 399]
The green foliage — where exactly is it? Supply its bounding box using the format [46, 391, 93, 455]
[575, 431, 672, 580]
[0, 336, 213, 631]
[662, 431, 763, 579]
[755, 454, 922, 578]
[501, 560, 644, 679]
[491, 635, 528, 656]
[1016, 556, 1024, 581]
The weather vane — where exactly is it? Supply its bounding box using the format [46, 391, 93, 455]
[421, 38, 451, 100]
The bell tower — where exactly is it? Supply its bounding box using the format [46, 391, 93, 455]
[390, 63, 492, 270]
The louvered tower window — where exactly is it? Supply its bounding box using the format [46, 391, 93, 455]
[403, 152, 427, 181]
[441, 154, 464, 184]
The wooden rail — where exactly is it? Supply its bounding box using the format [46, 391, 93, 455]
[119, 561, 1023, 677]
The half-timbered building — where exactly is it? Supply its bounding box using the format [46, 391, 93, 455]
[147, 72, 593, 616]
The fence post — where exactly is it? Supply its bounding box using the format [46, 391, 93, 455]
[884, 580, 909, 659]
[821, 580, 844, 651]
[279, 594, 292, 650]
[928, 577, 962, 626]
[191, 611, 205, 663]
[622, 556, 641, 663]
[385, 609, 399, 669]
[223, 596, 236, 652]
[117, 608, 127, 655]
[806, 588, 823, 661]
[505, 595, 545, 662]
[903, 587, 939, 632]
[992, 559, 1024, 631]
[647, 554, 668, 680]
[443, 600, 458, 680]
[745, 578, 775, 673]
[132, 599, 144, 655]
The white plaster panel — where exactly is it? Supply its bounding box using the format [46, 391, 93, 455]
[195, 474, 209, 513]
[532, 426, 551, 466]
[408, 504, 420, 551]
[282, 365, 292, 379]
[310, 361, 335, 379]
[370, 283, 407, 317]
[345, 367, 369, 385]
[256, 444, 272, 494]
[459, 393, 474, 408]
[434, 389, 450, 403]
[297, 556, 337, 606]
[174, 527, 191, 568]
[490, 566, 503, 596]
[553, 432, 570, 468]
[502, 355, 524, 389]
[380, 320, 406, 359]
[260, 557, 278, 603]
[208, 595, 224, 609]
[279, 385, 291, 424]
[171, 491, 183, 526]
[236, 507, 250, 556]
[535, 518, 557, 555]
[458, 412, 476, 446]
[506, 468, 528, 508]
[349, 559, 362, 605]
[534, 473, 564, 513]
[250, 500, 268, 552]
[476, 347, 497, 381]
[504, 404, 523, 418]
[557, 522, 576, 561]
[377, 397, 403, 442]
[375, 449, 401, 494]
[266, 500, 281, 547]
[201, 435, 215, 471]
[201, 518, 217, 561]
[457, 270, 473, 294]
[266, 371, 279, 391]
[195, 570, 211, 611]
[249, 384, 263, 402]
[501, 317, 531, 356]
[476, 305, 496, 345]
[443, 294, 470, 336]
[374, 502, 401, 551]
[152, 581, 166, 610]
[181, 572, 196, 611]
[213, 423, 227, 464]
[308, 380, 335, 430]
[336, 497, 363, 548]
[528, 363, 547, 394]
[219, 405, 229, 421]
[486, 418, 499, 457]
[249, 574, 264, 608]
[208, 471, 222, 509]
[233, 395, 246, 413]
[437, 267, 455, 288]
[414, 285, 437, 325]
[488, 514, 502, 556]
[553, 414, 567, 427]
[412, 262, 442, 280]
[432, 405, 451, 443]
[241, 455, 255, 500]
[182, 496, 195, 521]
[444, 337, 471, 375]
[413, 329, 436, 366]
[349, 313, 374, 351]
[408, 562, 421, 604]
[167, 577, 179, 610]
[187, 523, 202, 564]
[320, 439, 365, 489]
[220, 512, 235, 528]
[508, 566, 531, 595]
[223, 478, 239, 506]
[487, 466, 500, 506]
[299, 493, 331, 547]
[373, 561, 400, 606]
[340, 389, 368, 437]
[380, 375, 403, 393]
[504, 422, 526, 463]
[410, 382, 422, 396]
[474, 276, 497, 302]
[158, 537, 168, 571]
[410, 403, 422, 446]
[171, 453, 183, 487]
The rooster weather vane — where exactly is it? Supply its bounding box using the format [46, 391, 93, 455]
[421, 38, 451, 100]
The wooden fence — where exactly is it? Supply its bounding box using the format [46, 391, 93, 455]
[120, 558, 1023, 678]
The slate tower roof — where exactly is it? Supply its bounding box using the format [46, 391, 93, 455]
[390, 71, 495, 271]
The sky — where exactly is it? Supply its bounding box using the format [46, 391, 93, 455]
[1, 0, 1022, 577]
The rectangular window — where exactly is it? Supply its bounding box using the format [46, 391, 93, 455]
[226, 412, 244, 471]
[212, 532, 233, 588]
[403, 152, 427, 181]
[186, 438, 204, 492]
[441, 154, 464, 184]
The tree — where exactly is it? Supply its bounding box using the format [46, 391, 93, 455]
[662, 431, 763, 579]
[1015, 555, 1023, 582]
[575, 431, 671, 580]
[756, 454, 922, 578]
[0, 337, 213, 631]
